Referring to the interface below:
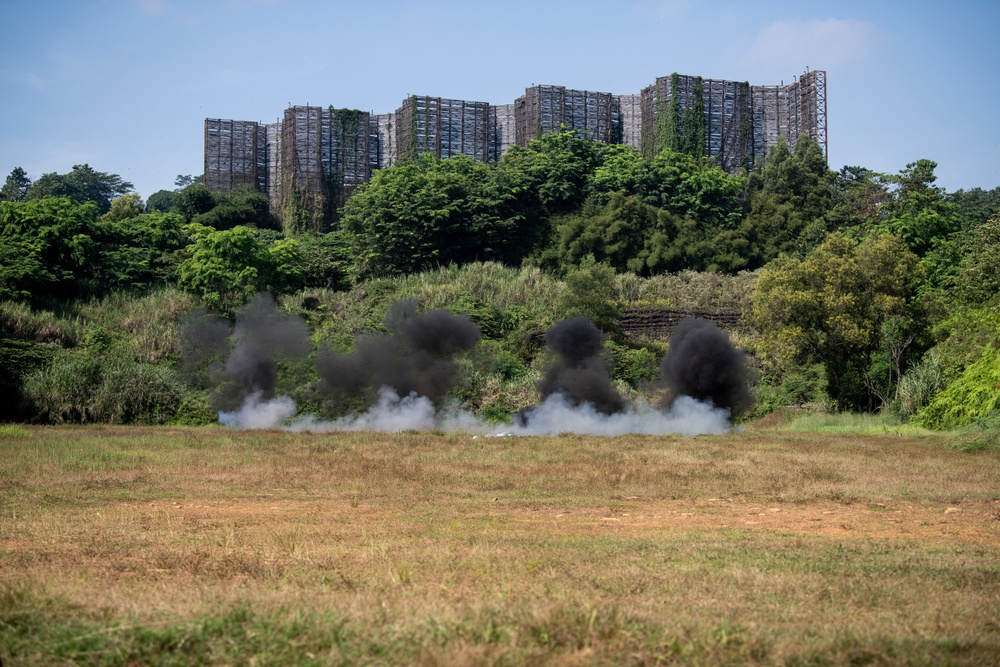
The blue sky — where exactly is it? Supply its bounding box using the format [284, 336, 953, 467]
[2, 0, 997, 200]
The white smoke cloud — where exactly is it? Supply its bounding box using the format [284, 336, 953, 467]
[218, 391, 297, 429]
[218, 386, 734, 437]
[291, 387, 484, 433]
[510, 393, 732, 437]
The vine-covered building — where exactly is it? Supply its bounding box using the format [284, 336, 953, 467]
[513, 86, 622, 146]
[266, 106, 382, 233]
[204, 69, 826, 228]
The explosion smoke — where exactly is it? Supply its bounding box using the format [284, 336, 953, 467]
[511, 315, 747, 435]
[315, 299, 481, 409]
[204, 296, 745, 437]
[511, 393, 732, 437]
[659, 317, 752, 417]
[535, 316, 626, 416]
[178, 294, 311, 423]
[177, 308, 231, 386]
[222, 293, 310, 406]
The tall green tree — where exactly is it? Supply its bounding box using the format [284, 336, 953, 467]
[0, 167, 32, 202]
[342, 154, 512, 278]
[739, 136, 835, 267]
[540, 193, 673, 275]
[544, 146, 747, 276]
[24, 164, 133, 215]
[590, 147, 745, 228]
[751, 231, 924, 411]
[827, 165, 892, 232]
[0, 197, 99, 303]
[174, 174, 203, 189]
[869, 160, 962, 292]
[881, 160, 960, 257]
[147, 175, 205, 214]
[177, 224, 304, 312]
[95, 211, 187, 292]
[171, 183, 216, 221]
[949, 215, 1000, 308]
[145, 189, 176, 213]
[497, 128, 601, 217]
[948, 185, 1000, 232]
[191, 183, 278, 231]
[101, 193, 145, 222]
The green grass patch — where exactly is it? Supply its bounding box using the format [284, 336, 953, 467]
[3, 583, 996, 666]
[0, 424, 30, 438]
[780, 411, 936, 436]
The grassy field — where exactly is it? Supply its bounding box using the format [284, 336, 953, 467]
[1, 416, 999, 665]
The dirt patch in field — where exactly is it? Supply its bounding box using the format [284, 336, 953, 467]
[504, 497, 1000, 543]
[100, 494, 1000, 545]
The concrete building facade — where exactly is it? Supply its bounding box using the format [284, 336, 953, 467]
[204, 69, 826, 228]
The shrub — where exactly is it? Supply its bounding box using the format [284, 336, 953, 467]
[172, 390, 218, 426]
[747, 363, 828, 420]
[558, 257, 622, 337]
[22, 353, 183, 424]
[492, 348, 527, 381]
[916, 346, 1000, 429]
[605, 340, 658, 387]
[0, 337, 56, 421]
[893, 350, 945, 419]
[626, 270, 758, 310]
[931, 305, 1000, 383]
[21, 354, 101, 423]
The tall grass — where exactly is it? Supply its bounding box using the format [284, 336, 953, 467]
[21, 354, 184, 424]
[0, 300, 82, 345]
[895, 350, 945, 419]
[76, 288, 196, 364]
[618, 269, 759, 310]
[288, 262, 758, 348]
[284, 262, 568, 346]
[391, 262, 565, 312]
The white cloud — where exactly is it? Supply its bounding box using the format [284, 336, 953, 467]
[745, 18, 877, 70]
[137, 0, 167, 15]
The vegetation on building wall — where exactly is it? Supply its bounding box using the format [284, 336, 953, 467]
[654, 74, 707, 159]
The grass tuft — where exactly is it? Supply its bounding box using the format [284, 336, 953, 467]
[0, 424, 30, 438]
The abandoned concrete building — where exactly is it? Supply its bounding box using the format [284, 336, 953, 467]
[204, 69, 826, 226]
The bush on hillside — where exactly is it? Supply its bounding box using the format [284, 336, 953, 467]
[22, 353, 183, 424]
[915, 346, 1000, 430]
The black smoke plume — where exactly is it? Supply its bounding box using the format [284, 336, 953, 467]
[659, 317, 752, 417]
[199, 293, 311, 411]
[535, 316, 626, 416]
[178, 308, 231, 388]
[315, 299, 481, 409]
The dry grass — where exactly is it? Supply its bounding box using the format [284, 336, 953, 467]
[1, 421, 999, 665]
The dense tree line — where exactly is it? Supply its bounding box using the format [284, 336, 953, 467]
[2, 132, 999, 425]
